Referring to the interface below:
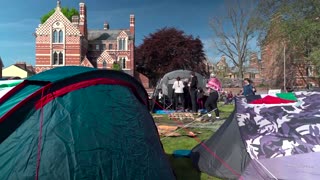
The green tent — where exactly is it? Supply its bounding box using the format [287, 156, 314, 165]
[0, 66, 175, 180]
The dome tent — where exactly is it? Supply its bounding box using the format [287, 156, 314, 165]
[0, 66, 175, 180]
[151, 69, 207, 111]
[156, 69, 207, 98]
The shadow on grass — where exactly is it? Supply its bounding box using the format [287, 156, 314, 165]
[167, 154, 221, 180]
[167, 154, 201, 180]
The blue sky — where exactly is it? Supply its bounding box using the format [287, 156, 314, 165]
[0, 0, 257, 67]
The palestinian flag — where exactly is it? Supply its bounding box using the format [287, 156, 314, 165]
[246, 92, 297, 104]
[0, 80, 23, 98]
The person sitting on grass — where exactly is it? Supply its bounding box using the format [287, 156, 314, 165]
[224, 91, 234, 104]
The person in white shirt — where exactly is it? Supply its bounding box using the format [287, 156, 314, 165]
[172, 76, 185, 111]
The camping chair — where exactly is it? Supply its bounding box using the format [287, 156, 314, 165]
[163, 95, 174, 110]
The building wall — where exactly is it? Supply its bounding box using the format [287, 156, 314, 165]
[2, 65, 28, 78]
[34, 2, 136, 77]
[35, 5, 83, 74]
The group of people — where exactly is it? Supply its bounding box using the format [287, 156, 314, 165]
[171, 72, 199, 113]
[171, 73, 221, 120]
[167, 72, 257, 122]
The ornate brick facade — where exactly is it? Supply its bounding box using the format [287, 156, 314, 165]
[34, 1, 136, 77]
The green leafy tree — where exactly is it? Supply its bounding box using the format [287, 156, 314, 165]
[255, 0, 320, 85]
[40, 7, 79, 24]
[135, 27, 208, 86]
[112, 62, 121, 71]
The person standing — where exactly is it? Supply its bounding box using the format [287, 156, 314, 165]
[189, 72, 198, 113]
[242, 78, 255, 96]
[172, 77, 185, 111]
[204, 77, 221, 121]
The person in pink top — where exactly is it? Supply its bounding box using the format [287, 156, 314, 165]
[204, 77, 222, 121]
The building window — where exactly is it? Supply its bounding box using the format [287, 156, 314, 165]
[53, 52, 58, 65]
[119, 57, 126, 69]
[59, 31, 63, 43]
[53, 29, 63, 43]
[52, 51, 63, 65]
[118, 38, 127, 50]
[250, 73, 255, 79]
[96, 44, 100, 50]
[307, 66, 313, 77]
[59, 52, 63, 64]
[103, 60, 107, 69]
[109, 44, 113, 50]
[102, 44, 106, 50]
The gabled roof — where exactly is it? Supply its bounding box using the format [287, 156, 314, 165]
[80, 56, 94, 67]
[35, 6, 81, 36]
[88, 29, 133, 41]
[13, 64, 35, 74]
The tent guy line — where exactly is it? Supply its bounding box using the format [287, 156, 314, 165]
[153, 99, 242, 179]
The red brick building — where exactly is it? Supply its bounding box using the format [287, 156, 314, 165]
[34, 1, 149, 86]
[214, 54, 264, 87]
[258, 14, 319, 89]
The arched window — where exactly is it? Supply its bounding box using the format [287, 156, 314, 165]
[59, 30, 63, 43]
[118, 38, 127, 50]
[52, 51, 64, 65]
[53, 52, 58, 65]
[121, 57, 126, 69]
[53, 29, 63, 43]
[53, 30, 58, 43]
[103, 60, 107, 69]
[59, 52, 63, 64]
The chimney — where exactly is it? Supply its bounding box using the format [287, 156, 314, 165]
[15, 62, 27, 70]
[130, 14, 135, 37]
[79, 2, 87, 37]
[72, 15, 79, 26]
[103, 22, 109, 30]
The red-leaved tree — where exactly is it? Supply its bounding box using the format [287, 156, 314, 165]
[135, 27, 208, 86]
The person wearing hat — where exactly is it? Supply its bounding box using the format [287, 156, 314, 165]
[204, 77, 221, 121]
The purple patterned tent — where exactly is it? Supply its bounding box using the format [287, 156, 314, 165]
[192, 91, 320, 179]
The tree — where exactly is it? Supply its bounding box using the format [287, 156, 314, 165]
[112, 62, 121, 71]
[210, 0, 257, 78]
[135, 27, 208, 86]
[256, 0, 320, 86]
[40, 7, 79, 24]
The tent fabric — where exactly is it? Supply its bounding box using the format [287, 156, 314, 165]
[238, 91, 320, 159]
[192, 91, 320, 179]
[191, 111, 250, 179]
[249, 95, 296, 104]
[0, 66, 175, 180]
[276, 92, 298, 101]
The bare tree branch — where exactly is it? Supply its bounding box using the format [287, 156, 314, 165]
[210, 0, 257, 78]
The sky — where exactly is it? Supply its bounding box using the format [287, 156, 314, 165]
[0, 0, 257, 67]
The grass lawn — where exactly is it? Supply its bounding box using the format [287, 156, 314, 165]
[155, 103, 235, 180]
